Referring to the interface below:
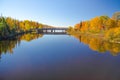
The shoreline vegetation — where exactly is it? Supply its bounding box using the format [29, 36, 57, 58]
[67, 15, 120, 43]
[0, 16, 52, 40]
[0, 15, 120, 56]
[0, 14, 120, 44]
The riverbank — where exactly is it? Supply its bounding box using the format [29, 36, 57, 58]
[0, 30, 33, 40]
[67, 15, 120, 44]
[0, 16, 44, 40]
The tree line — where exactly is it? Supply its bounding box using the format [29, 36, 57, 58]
[0, 16, 43, 38]
[68, 16, 120, 42]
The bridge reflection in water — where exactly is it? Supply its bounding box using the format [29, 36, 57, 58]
[36, 28, 68, 35]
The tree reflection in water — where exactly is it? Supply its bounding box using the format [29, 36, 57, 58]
[1, 33, 120, 58]
[0, 33, 43, 58]
[71, 34, 120, 56]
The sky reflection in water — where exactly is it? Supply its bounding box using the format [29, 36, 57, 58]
[0, 34, 120, 80]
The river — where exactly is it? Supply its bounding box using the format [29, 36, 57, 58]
[0, 33, 120, 80]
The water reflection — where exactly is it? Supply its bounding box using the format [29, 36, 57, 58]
[0, 33, 120, 57]
[0, 33, 43, 58]
[71, 34, 120, 56]
[0, 33, 120, 80]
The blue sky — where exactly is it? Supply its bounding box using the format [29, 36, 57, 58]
[0, 0, 120, 27]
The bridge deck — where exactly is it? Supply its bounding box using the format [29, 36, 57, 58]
[36, 28, 68, 33]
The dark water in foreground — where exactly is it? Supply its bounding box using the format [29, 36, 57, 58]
[0, 33, 120, 80]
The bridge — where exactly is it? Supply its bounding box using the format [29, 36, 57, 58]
[36, 28, 68, 34]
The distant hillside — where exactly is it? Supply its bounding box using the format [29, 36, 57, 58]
[112, 12, 120, 20]
[42, 24, 55, 28]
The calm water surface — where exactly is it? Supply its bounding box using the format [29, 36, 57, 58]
[0, 33, 120, 80]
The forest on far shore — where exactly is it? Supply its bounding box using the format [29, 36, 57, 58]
[68, 15, 120, 42]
